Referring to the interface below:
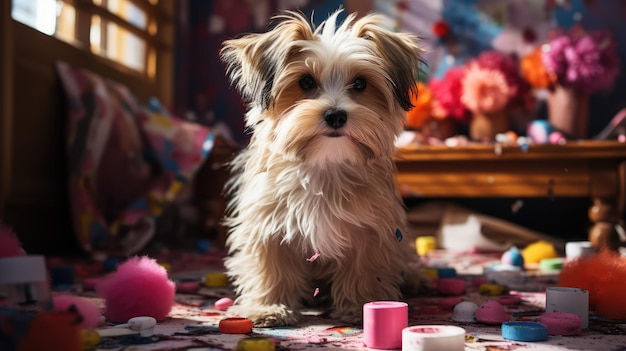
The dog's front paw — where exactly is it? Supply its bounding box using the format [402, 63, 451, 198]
[228, 304, 301, 327]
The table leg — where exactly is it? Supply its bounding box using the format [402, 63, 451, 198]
[588, 197, 620, 251]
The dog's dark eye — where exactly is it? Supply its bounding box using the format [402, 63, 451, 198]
[352, 77, 367, 91]
[299, 76, 316, 91]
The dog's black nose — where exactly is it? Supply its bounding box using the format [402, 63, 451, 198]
[324, 109, 347, 129]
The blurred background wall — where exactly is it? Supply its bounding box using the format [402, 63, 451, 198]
[173, 0, 626, 144]
[172, 0, 626, 242]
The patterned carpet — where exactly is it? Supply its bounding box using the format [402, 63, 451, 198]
[80, 251, 626, 351]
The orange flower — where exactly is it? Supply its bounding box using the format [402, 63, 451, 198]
[405, 82, 433, 129]
[520, 47, 553, 89]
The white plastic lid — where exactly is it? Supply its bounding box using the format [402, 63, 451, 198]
[452, 301, 478, 322]
[0, 255, 48, 283]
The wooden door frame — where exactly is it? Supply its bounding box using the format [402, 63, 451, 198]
[0, 0, 14, 215]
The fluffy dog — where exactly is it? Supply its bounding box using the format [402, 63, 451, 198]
[220, 9, 428, 327]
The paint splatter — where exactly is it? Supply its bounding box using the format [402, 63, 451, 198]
[324, 326, 362, 337]
[307, 250, 321, 262]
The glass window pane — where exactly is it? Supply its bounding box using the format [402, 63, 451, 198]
[12, 0, 58, 35]
[105, 0, 147, 30]
[12, 0, 78, 44]
[90, 15, 102, 54]
[105, 21, 146, 72]
[13, 0, 152, 74]
[55, 2, 75, 42]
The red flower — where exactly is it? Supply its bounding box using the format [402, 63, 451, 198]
[430, 66, 469, 121]
[433, 20, 451, 38]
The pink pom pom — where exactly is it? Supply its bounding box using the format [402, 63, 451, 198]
[97, 256, 175, 322]
[0, 222, 25, 257]
[53, 295, 102, 329]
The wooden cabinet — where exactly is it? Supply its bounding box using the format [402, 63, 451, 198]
[396, 141, 626, 250]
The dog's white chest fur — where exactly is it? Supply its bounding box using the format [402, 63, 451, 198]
[238, 154, 388, 260]
[305, 136, 362, 166]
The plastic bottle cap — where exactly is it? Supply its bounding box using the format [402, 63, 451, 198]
[176, 280, 199, 293]
[236, 337, 275, 351]
[204, 272, 228, 288]
[127, 316, 157, 337]
[416, 236, 436, 256]
[219, 317, 254, 334]
[437, 278, 465, 296]
[539, 311, 582, 336]
[479, 283, 505, 296]
[475, 300, 509, 324]
[402, 325, 466, 351]
[451, 302, 478, 323]
[502, 322, 548, 342]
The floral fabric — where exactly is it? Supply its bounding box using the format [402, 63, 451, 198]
[56, 61, 214, 254]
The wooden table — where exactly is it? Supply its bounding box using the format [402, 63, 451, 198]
[395, 140, 626, 250]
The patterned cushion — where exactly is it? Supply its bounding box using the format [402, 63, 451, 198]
[56, 61, 214, 253]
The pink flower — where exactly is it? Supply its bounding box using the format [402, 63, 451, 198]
[461, 64, 511, 114]
[542, 29, 621, 93]
[472, 51, 525, 99]
[429, 66, 469, 121]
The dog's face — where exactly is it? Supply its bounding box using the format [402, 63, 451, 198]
[221, 10, 423, 166]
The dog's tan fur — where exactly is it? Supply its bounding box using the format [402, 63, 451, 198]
[220, 9, 428, 327]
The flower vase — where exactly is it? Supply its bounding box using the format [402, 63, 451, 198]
[547, 85, 589, 139]
[469, 109, 509, 141]
[421, 117, 458, 141]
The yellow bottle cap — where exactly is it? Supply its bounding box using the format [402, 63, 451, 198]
[420, 268, 439, 280]
[416, 236, 436, 256]
[204, 272, 228, 288]
[479, 283, 506, 296]
[81, 329, 101, 350]
[236, 337, 275, 351]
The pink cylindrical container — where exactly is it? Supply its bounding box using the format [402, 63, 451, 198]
[363, 301, 408, 349]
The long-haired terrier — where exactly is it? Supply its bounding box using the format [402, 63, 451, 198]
[220, 9, 428, 327]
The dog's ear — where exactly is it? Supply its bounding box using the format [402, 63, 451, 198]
[352, 16, 424, 111]
[221, 11, 315, 113]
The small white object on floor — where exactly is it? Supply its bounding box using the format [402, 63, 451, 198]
[99, 316, 157, 337]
